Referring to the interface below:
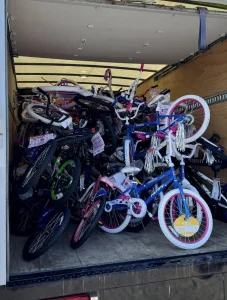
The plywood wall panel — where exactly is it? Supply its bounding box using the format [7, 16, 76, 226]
[137, 40, 227, 182]
[137, 40, 227, 100]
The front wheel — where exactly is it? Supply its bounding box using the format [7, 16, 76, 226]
[165, 95, 210, 143]
[158, 189, 213, 250]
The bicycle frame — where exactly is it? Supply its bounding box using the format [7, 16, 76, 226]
[123, 113, 186, 160]
[97, 163, 191, 219]
[186, 166, 227, 205]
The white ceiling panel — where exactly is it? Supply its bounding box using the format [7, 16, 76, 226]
[8, 0, 227, 64]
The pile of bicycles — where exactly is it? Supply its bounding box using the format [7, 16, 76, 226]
[10, 63, 227, 261]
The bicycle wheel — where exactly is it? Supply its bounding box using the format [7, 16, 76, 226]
[99, 187, 131, 234]
[23, 207, 71, 261]
[158, 189, 213, 250]
[124, 138, 134, 166]
[51, 156, 81, 205]
[71, 192, 106, 249]
[18, 140, 57, 198]
[165, 95, 210, 143]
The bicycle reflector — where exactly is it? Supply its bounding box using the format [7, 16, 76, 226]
[44, 294, 91, 300]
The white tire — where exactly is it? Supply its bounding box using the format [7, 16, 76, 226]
[165, 95, 210, 143]
[124, 139, 133, 166]
[26, 103, 72, 128]
[158, 188, 213, 250]
[99, 210, 131, 233]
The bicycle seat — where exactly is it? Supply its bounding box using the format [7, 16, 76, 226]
[121, 166, 141, 174]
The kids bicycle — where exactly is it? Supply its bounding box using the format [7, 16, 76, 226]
[114, 93, 210, 166]
[97, 133, 213, 250]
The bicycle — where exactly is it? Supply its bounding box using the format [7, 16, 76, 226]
[98, 133, 213, 250]
[185, 135, 227, 219]
[115, 92, 210, 166]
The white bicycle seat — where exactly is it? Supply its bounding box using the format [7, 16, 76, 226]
[121, 166, 141, 174]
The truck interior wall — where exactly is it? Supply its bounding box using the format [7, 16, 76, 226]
[136, 39, 227, 181]
[7, 45, 17, 162]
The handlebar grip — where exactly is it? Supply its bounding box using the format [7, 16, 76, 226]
[104, 68, 112, 81]
[126, 102, 133, 112]
[162, 89, 171, 95]
[151, 85, 158, 89]
[140, 63, 144, 72]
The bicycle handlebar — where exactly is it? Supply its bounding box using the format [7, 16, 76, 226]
[140, 63, 144, 72]
[115, 102, 144, 120]
[172, 142, 201, 159]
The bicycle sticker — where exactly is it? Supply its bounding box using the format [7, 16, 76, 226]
[121, 177, 133, 189]
[91, 132, 105, 156]
[28, 133, 55, 148]
[80, 175, 85, 191]
[109, 172, 126, 186]
[158, 103, 171, 125]
[211, 178, 221, 200]
[173, 215, 199, 237]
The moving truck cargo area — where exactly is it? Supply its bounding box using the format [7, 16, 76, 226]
[1, 0, 227, 299]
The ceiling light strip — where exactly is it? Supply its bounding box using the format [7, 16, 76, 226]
[17, 81, 130, 87]
[14, 63, 157, 73]
[15, 73, 146, 81]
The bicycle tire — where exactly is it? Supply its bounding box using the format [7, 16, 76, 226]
[23, 207, 71, 261]
[124, 138, 133, 166]
[51, 156, 81, 206]
[26, 103, 71, 127]
[71, 196, 106, 249]
[18, 139, 57, 196]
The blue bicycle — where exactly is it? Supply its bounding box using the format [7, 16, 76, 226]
[99, 136, 213, 250]
[115, 92, 210, 166]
